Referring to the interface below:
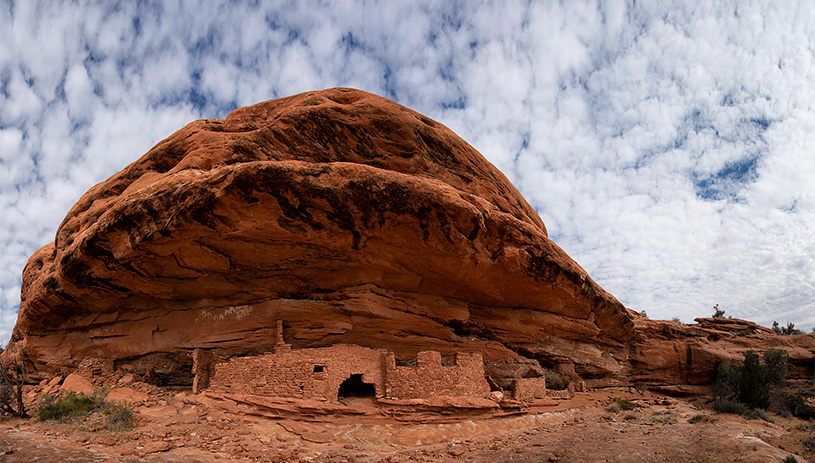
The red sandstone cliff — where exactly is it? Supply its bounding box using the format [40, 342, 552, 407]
[5, 88, 813, 389]
[5, 88, 636, 385]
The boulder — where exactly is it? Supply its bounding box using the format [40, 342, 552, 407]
[3, 88, 635, 384]
[106, 387, 149, 404]
[60, 373, 93, 395]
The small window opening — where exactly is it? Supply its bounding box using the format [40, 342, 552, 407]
[313, 365, 325, 373]
[337, 374, 376, 398]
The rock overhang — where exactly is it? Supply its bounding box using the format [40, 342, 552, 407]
[6, 87, 636, 384]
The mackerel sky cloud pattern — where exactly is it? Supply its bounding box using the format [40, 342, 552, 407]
[1, 1, 814, 344]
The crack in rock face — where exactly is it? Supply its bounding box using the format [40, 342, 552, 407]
[6, 88, 636, 385]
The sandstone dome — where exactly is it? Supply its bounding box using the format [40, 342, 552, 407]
[6, 88, 635, 384]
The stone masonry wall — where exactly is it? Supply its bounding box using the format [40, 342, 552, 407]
[383, 351, 491, 399]
[512, 377, 547, 400]
[209, 344, 388, 402]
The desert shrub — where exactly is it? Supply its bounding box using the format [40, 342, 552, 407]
[803, 435, 815, 451]
[102, 402, 134, 431]
[543, 369, 570, 391]
[688, 414, 709, 424]
[37, 392, 100, 422]
[0, 350, 27, 417]
[649, 411, 677, 424]
[37, 390, 134, 431]
[607, 397, 637, 413]
[739, 350, 770, 409]
[763, 349, 789, 385]
[773, 321, 804, 335]
[713, 349, 787, 413]
[782, 456, 798, 463]
[712, 304, 726, 318]
[742, 408, 772, 422]
[713, 397, 748, 415]
[714, 361, 742, 399]
[783, 390, 815, 420]
[623, 412, 638, 421]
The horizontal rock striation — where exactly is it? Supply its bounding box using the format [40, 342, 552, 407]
[6, 88, 635, 384]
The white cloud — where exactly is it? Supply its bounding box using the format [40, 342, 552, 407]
[2, 1, 815, 346]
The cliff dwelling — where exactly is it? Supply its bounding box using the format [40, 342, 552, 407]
[191, 321, 566, 406]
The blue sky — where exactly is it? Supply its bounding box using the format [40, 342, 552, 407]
[1, 1, 814, 344]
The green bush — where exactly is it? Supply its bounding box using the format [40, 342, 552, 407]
[649, 411, 677, 424]
[102, 402, 134, 431]
[782, 456, 797, 463]
[772, 321, 804, 335]
[37, 392, 100, 422]
[607, 397, 637, 413]
[763, 349, 789, 385]
[739, 350, 770, 409]
[37, 390, 133, 431]
[713, 361, 742, 399]
[713, 348, 789, 413]
[713, 397, 748, 415]
[712, 304, 726, 318]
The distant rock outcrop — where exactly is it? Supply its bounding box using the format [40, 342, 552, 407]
[632, 317, 815, 387]
[4, 88, 636, 386]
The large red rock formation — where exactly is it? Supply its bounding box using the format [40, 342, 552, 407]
[632, 317, 815, 387]
[5, 88, 636, 384]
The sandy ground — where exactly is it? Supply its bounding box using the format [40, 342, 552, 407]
[1, 388, 813, 463]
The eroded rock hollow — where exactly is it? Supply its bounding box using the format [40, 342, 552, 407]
[6, 88, 639, 385]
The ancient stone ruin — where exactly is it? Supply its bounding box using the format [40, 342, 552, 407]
[193, 321, 554, 406]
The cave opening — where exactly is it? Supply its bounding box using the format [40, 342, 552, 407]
[337, 374, 376, 398]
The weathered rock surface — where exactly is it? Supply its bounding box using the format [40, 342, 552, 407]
[631, 316, 815, 386]
[5, 88, 635, 384]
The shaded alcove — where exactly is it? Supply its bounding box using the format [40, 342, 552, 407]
[337, 374, 376, 398]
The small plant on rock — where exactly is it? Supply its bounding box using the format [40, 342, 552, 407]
[688, 414, 709, 424]
[607, 397, 637, 413]
[772, 321, 804, 335]
[712, 304, 726, 318]
[102, 402, 134, 431]
[649, 411, 677, 424]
